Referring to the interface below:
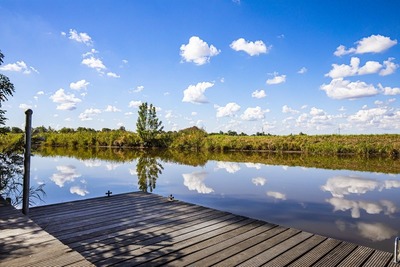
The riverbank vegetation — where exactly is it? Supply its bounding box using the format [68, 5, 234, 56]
[0, 125, 399, 158]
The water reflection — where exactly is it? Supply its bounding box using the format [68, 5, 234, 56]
[136, 154, 163, 193]
[26, 147, 400, 253]
[51, 165, 81, 187]
[182, 171, 214, 194]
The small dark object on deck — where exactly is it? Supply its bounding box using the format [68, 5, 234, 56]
[168, 194, 174, 201]
[105, 190, 112, 197]
[5, 197, 11, 204]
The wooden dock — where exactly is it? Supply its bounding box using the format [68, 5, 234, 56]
[1, 192, 399, 266]
[0, 197, 93, 267]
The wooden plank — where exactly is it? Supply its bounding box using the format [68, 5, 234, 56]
[336, 245, 375, 267]
[163, 223, 280, 267]
[312, 242, 358, 267]
[363, 250, 394, 267]
[263, 235, 327, 266]
[287, 238, 342, 267]
[237, 231, 314, 266]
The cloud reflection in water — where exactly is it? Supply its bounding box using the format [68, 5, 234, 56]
[183, 171, 214, 194]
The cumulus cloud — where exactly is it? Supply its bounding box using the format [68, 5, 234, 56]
[215, 161, 241, 173]
[180, 36, 220, 65]
[245, 163, 262, 169]
[70, 185, 89, 196]
[79, 108, 101, 121]
[67, 29, 93, 46]
[282, 105, 299, 114]
[326, 197, 396, 219]
[107, 72, 120, 78]
[321, 176, 379, 198]
[230, 38, 270, 56]
[215, 102, 241, 118]
[0, 61, 38, 74]
[266, 73, 286, 85]
[298, 67, 307, 74]
[70, 79, 89, 91]
[81, 56, 106, 71]
[357, 222, 397, 242]
[252, 177, 266, 186]
[267, 191, 286, 200]
[320, 78, 379, 100]
[129, 100, 142, 108]
[241, 106, 268, 121]
[325, 57, 397, 79]
[50, 89, 81, 110]
[182, 81, 214, 104]
[251, 89, 266, 99]
[104, 105, 121, 112]
[50, 165, 81, 187]
[380, 58, 399, 76]
[133, 85, 144, 93]
[334, 34, 397, 56]
[182, 171, 214, 194]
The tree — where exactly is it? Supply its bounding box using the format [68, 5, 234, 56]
[136, 102, 163, 146]
[0, 50, 15, 126]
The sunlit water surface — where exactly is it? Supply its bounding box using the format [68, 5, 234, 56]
[27, 154, 400, 253]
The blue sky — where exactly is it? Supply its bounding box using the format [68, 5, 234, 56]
[1, 0, 400, 134]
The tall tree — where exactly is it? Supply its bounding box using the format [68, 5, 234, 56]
[0, 50, 15, 128]
[136, 102, 163, 146]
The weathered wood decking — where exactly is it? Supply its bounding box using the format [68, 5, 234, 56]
[1, 192, 399, 266]
[0, 197, 94, 267]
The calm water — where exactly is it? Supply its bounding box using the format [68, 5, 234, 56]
[21, 151, 400, 252]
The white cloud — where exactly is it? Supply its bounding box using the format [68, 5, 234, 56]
[245, 163, 262, 169]
[50, 165, 81, 187]
[251, 89, 266, 99]
[321, 176, 379, 198]
[379, 84, 400, 95]
[81, 56, 106, 71]
[79, 108, 101, 121]
[70, 79, 90, 90]
[326, 197, 390, 218]
[129, 100, 142, 108]
[320, 78, 379, 100]
[380, 58, 399, 76]
[334, 34, 397, 56]
[325, 57, 397, 79]
[357, 223, 397, 242]
[70, 185, 89, 196]
[230, 38, 270, 56]
[241, 106, 268, 121]
[68, 29, 93, 46]
[182, 81, 214, 104]
[298, 67, 307, 74]
[180, 36, 220, 65]
[0, 61, 38, 74]
[266, 73, 286, 85]
[310, 107, 325, 116]
[282, 105, 299, 114]
[267, 191, 286, 200]
[107, 72, 120, 78]
[104, 105, 121, 112]
[215, 161, 241, 173]
[215, 102, 241, 118]
[133, 85, 144, 93]
[19, 103, 32, 110]
[252, 177, 266, 186]
[182, 171, 214, 194]
[49, 89, 81, 110]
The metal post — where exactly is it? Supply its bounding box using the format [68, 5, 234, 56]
[395, 237, 400, 263]
[22, 109, 33, 215]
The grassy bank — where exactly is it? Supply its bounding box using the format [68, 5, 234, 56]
[0, 127, 399, 157]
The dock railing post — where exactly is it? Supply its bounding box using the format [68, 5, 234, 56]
[395, 237, 400, 263]
[22, 109, 33, 216]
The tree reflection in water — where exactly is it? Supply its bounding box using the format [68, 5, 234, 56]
[0, 141, 46, 207]
[136, 152, 164, 192]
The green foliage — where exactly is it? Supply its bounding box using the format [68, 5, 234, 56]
[136, 152, 164, 192]
[136, 102, 164, 147]
[0, 50, 15, 127]
[170, 126, 207, 151]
